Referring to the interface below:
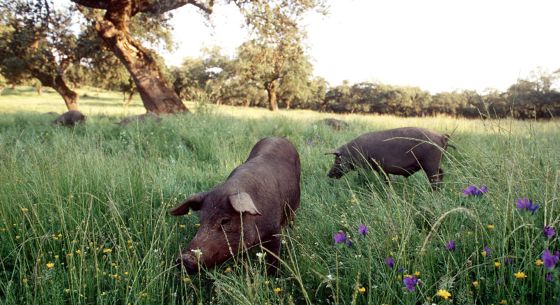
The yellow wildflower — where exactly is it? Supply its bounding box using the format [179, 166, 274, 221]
[273, 287, 281, 294]
[494, 261, 501, 268]
[535, 259, 544, 266]
[357, 286, 366, 294]
[181, 276, 190, 283]
[21, 208, 29, 213]
[224, 267, 232, 273]
[472, 281, 479, 288]
[179, 224, 186, 229]
[414, 271, 421, 277]
[46, 262, 55, 269]
[499, 300, 507, 305]
[514, 271, 527, 279]
[436, 289, 452, 300]
[103, 248, 112, 254]
[194, 223, 201, 228]
[481, 250, 487, 257]
[487, 224, 495, 230]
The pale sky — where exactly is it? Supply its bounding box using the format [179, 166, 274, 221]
[162, 0, 560, 93]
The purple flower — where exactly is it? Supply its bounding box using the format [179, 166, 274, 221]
[527, 203, 540, 214]
[516, 198, 540, 214]
[544, 226, 556, 238]
[358, 224, 368, 236]
[504, 257, 514, 265]
[483, 245, 492, 258]
[385, 257, 395, 269]
[463, 185, 488, 196]
[542, 249, 559, 270]
[403, 275, 418, 292]
[516, 198, 530, 209]
[546, 272, 554, 282]
[345, 240, 353, 247]
[446, 240, 456, 251]
[333, 231, 347, 244]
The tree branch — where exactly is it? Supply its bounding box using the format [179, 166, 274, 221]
[70, 0, 109, 10]
[135, 0, 214, 15]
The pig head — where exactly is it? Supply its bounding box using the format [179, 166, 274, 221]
[170, 137, 301, 273]
[327, 127, 450, 188]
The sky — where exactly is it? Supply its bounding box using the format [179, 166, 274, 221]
[161, 0, 560, 93]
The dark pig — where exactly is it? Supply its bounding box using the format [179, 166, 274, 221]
[53, 110, 86, 126]
[170, 137, 301, 273]
[327, 127, 450, 188]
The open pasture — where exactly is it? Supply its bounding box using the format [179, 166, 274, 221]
[1, 88, 559, 304]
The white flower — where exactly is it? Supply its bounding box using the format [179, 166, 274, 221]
[256, 252, 266, 261]
[327, 274, 334, 281]
[191, 249, 203, 259]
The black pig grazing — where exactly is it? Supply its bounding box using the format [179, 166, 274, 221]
[53, 110, 86, 126]
[170, 137, 301, 273]
[327, 127, 450, 188]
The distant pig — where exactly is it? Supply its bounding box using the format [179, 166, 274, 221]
[53, 110, 86, 126]
[170, 137, 301, 273]
[327, 127, 450, 188]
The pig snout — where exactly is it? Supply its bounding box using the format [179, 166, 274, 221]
[327, 165, 344, 179]
[176, 252, 199, 274]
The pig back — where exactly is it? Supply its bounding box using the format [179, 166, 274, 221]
[227, 137, 301, 227]
[342, 127, 445, 173]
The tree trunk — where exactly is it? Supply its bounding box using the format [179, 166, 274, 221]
[52, 75, 79, 111]
[95, 18, 188, 114]
[286, 97, 293, 109]
[266, 80, 279, 111]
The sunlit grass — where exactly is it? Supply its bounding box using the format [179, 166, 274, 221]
[0, 87, 559, 304]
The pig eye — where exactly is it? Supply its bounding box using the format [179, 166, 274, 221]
[220, 218, 231, 226]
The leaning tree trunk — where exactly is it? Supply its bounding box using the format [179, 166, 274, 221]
[95, 18, 188, 114]
[32, 68, 79, 111]
[52, 75, 79, 111]
[266, 80, 279, 111]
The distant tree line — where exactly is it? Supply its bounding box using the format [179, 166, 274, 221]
[168, 48, 560, 119]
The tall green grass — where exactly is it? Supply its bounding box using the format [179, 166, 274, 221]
[0, 87, 559, 304]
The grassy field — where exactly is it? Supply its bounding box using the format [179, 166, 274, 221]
[1, 87, 559, 305]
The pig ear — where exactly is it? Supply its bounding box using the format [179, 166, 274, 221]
[325, 150, 341, 157]
[229, 192, 262, 216]
[169, 192, 208, 216]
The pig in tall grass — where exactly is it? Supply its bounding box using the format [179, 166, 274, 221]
[327, 127, 450, 188]
[53, 110, 86, 126]
[170, 137, 301, 273]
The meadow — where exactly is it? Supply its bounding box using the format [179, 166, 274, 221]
[0, 87, 559, 305]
